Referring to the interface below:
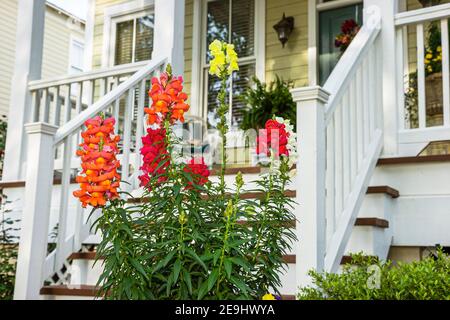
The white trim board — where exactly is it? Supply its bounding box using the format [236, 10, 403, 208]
[101, 0, 155, 68]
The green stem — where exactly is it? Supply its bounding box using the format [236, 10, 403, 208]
[216, 212, 231, 296]
[217, 75, 228, 197]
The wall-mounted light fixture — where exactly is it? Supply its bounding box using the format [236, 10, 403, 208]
[273, 13, 294, 48]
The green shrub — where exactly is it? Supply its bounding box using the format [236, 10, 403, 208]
[0, 191, 19, 300]
[239, 76, 296, 132]
[298, 251, 450, 300]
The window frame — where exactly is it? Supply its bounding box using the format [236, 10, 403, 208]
[199, 0, 263, 130]
[68, 36, 85, 74]
[102, 0, 155, 68]
[109, 10, 155, 66]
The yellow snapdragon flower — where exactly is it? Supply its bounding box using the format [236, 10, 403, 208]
[208, 40, 239, 77]
[262, 293, 276, 300]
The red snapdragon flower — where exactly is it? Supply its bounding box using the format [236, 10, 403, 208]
[73, 116, 121, 208]
[138, 127, 170, 187]
[183, 157, 210, 189]
[256, 119, 290, 157]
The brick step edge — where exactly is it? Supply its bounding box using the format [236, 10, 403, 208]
[40, 285, 296, 300]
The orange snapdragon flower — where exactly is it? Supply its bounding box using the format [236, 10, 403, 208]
[144, 68, 190, 125]
[73, 115, 121, 208]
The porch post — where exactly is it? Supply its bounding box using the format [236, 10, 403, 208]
[364, 0, 399, 155]
[14, 123, 57, 300]
[2, 0, 46, 181]
[153, 0, 185, 76]
[291, 86, 330, 288]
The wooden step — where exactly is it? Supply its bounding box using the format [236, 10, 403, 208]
[340, 255, 378, 265]
[377, 154, 450, 165]
[40, 284, 296, 300]
[366, 186, 399, 198]
[40, 284, 99, 297]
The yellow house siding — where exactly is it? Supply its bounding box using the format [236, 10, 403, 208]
[184, 0, 194, 98]
[42, 6, 85, 79]
[0, 0, 18, 118]
[265, 0, 309, 87]
[0, 1, 84, 118]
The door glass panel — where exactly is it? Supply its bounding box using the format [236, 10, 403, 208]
[318, 4, 363, 85]
[135, 15, 154, 62]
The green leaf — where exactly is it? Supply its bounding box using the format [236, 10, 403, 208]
[207, 269, 219, 291]
[197, 280, 209, 300]
[185, 248, 207, 271]
[229, 257, 251, 272]
[173, 259, 182, 283]
[224, 259, 232, 279]
[128, 257, 148, 280]
[182, 269, 192, 295]
[230, 276, 248, 296]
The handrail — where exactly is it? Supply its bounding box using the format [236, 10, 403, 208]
[323, 15, 381, 126]
[53, 56, 167, 145]
[28, 61, 149, 90]
[395, 3, 450, 27]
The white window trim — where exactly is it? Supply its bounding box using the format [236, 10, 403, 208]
[190, 0, 265, 119]
[101, 0, 155, 68]
[68, 35, 85, 74]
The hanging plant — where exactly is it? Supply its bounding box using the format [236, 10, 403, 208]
[335, 19, 361, 53]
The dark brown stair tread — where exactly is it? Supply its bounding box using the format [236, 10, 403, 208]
[355, 217, 389, 228]
[340, 255, 378, 265]
[40, 285, 99, 297]
[69, 252, 97, 260]
[377, 154, 450, 165]
[366, 186, 399, 198]
[281, 294, 295, 300]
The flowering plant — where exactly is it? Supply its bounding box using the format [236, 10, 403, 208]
[335, 19, 360, 53]
[78, 40, 297, 300]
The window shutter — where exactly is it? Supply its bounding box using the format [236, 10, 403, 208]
[231, 0, 255, 57]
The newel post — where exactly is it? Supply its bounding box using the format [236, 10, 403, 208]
[14, 123, 57, 300]
[3, 0, 46, 181]
[291, 86, 330, 288]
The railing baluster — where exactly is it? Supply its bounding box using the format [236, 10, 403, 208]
[396, 27, 406, 130]
[362, 61, 370, 152]
[55, 136, 72, 268]
[416, 23, 426, 128]
[64, 84, 72, 124]
[31, 90, 39, 122]
[326, 119, 335, 243]
[441, 18, 450, 127]
[113, 77, 120, 134]
[42, 88, 50, 123]
[53, 86, 61, 126]
[334, 106, 343, 220]
[121, 88, 134, 187]
[349, 79, 357, 187]
[342, 94, 351, 202]
[356, 66, 364, 171]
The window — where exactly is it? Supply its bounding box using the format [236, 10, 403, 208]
[113, 12, 154, 66]
[203, 0, 256, 129]
[69, 39, 85, 74]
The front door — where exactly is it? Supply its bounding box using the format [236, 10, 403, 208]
[318, 3, 363, 85]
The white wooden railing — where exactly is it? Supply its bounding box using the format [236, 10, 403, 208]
[396, 3, 450, 145]
[14, 57, 167, 299]
[293, 13, 383, 284]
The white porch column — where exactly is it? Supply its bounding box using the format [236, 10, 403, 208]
[3, 0, 46, 181]
[291, 86, 330, 288]
[153, 0, 185, 76]
[14, 123, 57, 300]
[364, 0, 399, 156]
